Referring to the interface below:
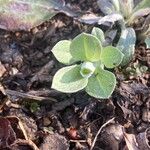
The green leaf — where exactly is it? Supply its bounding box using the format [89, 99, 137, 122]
[52, 65, 88, 93]
[133, 0, 150, 12]
[91, 27, 105, 44]
[117, 28, 136, 66]
[100, 46, 124, 68]
[145, 37, 150, 48]
[0, 0, 65, 31]
[86, 68, 116, 99]
[52, 40, 75, 65]
[80, 62, 96, 78]
[70, 33, 102, 62]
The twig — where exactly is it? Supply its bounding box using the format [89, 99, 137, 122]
[90, 117, 115, 150]
[5, 89, 57, 102]
[70, 140, 87, 143]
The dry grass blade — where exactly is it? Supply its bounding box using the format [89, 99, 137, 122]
[90, 117, 115, 150]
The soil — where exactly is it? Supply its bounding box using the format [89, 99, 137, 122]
[0, 0, 149, 150]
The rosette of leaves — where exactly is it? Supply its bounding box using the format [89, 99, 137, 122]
[97, 0, 150, 27]
[97, 0, 150, 66]
[51, 28, 124, 99]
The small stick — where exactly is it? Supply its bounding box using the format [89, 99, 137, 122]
[70, 140, 87, 143]
[5, 89, 57, 102]
[90, 117, 115, 150]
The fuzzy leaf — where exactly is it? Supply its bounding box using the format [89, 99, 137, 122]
[79, 14, 102, 25]
[100, 46, 124, 68]
[86, 68, 116, 99]
[117, 28, 136, 66]
[128, 8, 150, 25]
[91, 27, 105, 44]
[97, 0, 120, 15]
[133, 0, 150, 12]
[98, 13, 124, 26]
[80, 62, 95, 78]
[119, 0, 134, 18]
[0, 0, 65, 31]
[145, 37, 150, 48]
[104, 29, 118, 46]
[70, 33, 102, 62]
[52, 65, 88, 93]
[52, 40, 75, 65]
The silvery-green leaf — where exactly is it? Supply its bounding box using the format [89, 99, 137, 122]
[128, 8, 150, 25]
[70, 33, 102, 62]
[52, 65, 88, 93]
[79, 14, 102, 25]
[104, 29, 118, 46]
[117, 28, 136, 66]
[52, 40, 75, 65]
[98, 13, 124, 26]
[111, 0, 120, 12]
[145, 37, 150, 48]
[119, 0, 134, 19]
[100, 46, 124, 68]
[80, 62, 96, 78]
[97, 0, 120, 15]
[91, 27, 105, 44]
[86, 68, 116, 99]
[133, 0, 150, 12]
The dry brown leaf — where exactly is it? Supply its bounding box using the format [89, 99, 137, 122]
[123, 132, 139, 150]
[0, 61, 6, 77]
[136, 128, 150, 150]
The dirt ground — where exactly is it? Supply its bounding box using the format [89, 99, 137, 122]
[0, 0, 150, 150]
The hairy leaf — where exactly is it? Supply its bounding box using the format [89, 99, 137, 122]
[97, 0, 120, 15]
[79, 14, 102, 25]
[80, 62, 95, 78]
[100, 46, 124, 68]
[52, 65, 88, 93]
[0, 0, 65, 30]
[104, 29, 118, 46]
[86, 68, 116, 99]
[133, 0, 150, 12]
[117, 28, 136, 66]
[145, 37, 150, 48]
[52, 40, 75, 65]
[91, 27, 105, 44]
[128, 8, 150, 25]
[98, 13, 123, 26]
[119, 0, 134, 19]
[70, 33, 102, 62]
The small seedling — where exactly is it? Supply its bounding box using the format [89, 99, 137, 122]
[126, 63, 148, 77]
[51, 29, 123, 99]
[30, 102, 40, 113]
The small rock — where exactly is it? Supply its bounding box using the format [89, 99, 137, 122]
[10, 67, 19, 75]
